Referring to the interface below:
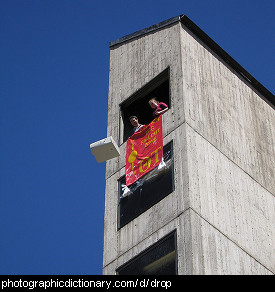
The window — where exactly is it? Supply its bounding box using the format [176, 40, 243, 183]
[118, 141, 174, 229]
[119, 68, 170, 144]
[117, 231, 177, 275]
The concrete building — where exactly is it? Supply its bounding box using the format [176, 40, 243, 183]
[103, 15, 274, 275]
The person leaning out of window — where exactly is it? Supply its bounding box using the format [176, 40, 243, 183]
[129, 116, 144, 134]
[148, 97, 168, 118]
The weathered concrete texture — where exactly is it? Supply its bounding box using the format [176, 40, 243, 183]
[103, 20, 275, 275]
[179, 25, 275, 273]
[189, 210, 273, 275]
[186, 124, 275, 273]
[180, 25, 275, 195]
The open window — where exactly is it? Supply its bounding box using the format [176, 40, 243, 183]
[118, 141, 174, 229]
[117, 230, 177, 275]
[119, 68, 170, 144]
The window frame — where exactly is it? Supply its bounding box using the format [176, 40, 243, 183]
[117, 141, 174, 229]
[116, 230, 178, 275]
[119, 67, 171, 145]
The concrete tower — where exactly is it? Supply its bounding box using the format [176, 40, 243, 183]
[103, 15, 274, 275]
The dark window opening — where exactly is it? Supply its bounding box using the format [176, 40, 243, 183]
[120, 68, 170, 143]
[118, 141, 174, 229]
[117, 231, 177, 275]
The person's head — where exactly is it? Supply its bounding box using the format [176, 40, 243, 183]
[148, 98, 159, 109]
[129, 116, 139, 127]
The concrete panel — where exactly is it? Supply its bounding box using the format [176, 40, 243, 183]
[186, 124, 275, 272]
[190, 210, 273, 275]
[180, 25, 275, 195]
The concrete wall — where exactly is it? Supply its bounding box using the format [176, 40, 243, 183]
[103, 21, 274, 275]
[180, 24, 274, 273]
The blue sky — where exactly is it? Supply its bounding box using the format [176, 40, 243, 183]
[0, 0, 274, 275]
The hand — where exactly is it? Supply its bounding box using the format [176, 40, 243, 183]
[156, 108, 168, 115]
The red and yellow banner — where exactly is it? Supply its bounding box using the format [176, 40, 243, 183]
[126, 115, 163, 186]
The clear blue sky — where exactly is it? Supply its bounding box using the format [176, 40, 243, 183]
[0, 0, 274, 275]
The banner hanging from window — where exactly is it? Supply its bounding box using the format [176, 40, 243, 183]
[126, 115, 163, 186]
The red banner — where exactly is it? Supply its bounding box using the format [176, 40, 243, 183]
[126, 115, 163, 186]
